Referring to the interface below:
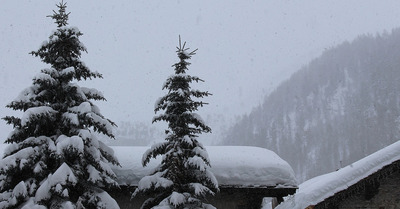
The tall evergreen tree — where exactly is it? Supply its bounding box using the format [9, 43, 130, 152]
[134, 38, 218, 209]
[0, 2, 120, 208]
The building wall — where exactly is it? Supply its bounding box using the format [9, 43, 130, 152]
[110, 186, 295, 209]
[338, 170, 400, 209]
[111, 189, 263, 209]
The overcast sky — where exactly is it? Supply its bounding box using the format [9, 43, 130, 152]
[1, 1, 400, 143]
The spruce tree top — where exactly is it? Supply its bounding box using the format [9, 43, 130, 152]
[49, 0, 70, 27]
[153, 37, 212, 139]
[6, 1, 114, 141]
[30, 1, 101, 81]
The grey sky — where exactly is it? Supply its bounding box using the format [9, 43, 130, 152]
[1, 1, 400, 143]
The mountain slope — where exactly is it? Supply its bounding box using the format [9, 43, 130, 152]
[223, 29, 400, 182]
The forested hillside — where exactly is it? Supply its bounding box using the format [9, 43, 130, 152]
[223, 29, 400, 182]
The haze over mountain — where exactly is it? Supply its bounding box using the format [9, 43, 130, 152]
[223, 29, 400, 182]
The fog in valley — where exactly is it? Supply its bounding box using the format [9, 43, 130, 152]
[2, 1, 400, 182]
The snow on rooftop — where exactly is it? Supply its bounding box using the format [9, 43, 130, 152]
[0, 144, 297, 188]
[107, 146, 297, 188]
[276, 140, 400, 209]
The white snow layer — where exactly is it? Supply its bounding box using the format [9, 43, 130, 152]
[276, 140, 400, 209]
[96, 191, 120, 209]
[56, 135, 84, 155]
[35, 163, 77, 201]
[21, 107, 56, 126]
[111, 146, 297, 187]
[0, 145, 297, 188]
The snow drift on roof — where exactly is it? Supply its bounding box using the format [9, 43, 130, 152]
[0, 144, 297, 188]
[110, 146, 297, 187]
[276, 140, 400, 209]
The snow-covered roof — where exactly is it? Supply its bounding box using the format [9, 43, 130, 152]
[276, 140, 400, 209]
[111, 146, 297, 188]
[0, 145, 297, 188]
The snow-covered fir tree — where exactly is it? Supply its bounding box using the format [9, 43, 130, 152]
[0, 2, 120, 208]
[133, 38, 218, 209]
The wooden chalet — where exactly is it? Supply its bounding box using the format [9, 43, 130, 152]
[276, 141, 400, 209]
[110, 146, 298, 209]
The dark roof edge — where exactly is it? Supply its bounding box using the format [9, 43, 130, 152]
[314, 160, 400, 209]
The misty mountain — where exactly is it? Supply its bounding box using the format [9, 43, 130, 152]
[222, 29, 400, 182]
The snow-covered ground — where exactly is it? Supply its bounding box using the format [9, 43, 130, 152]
[275, 140, 400, 209]
[111, 146, 297, 187]
[0, 144, 297, 188]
